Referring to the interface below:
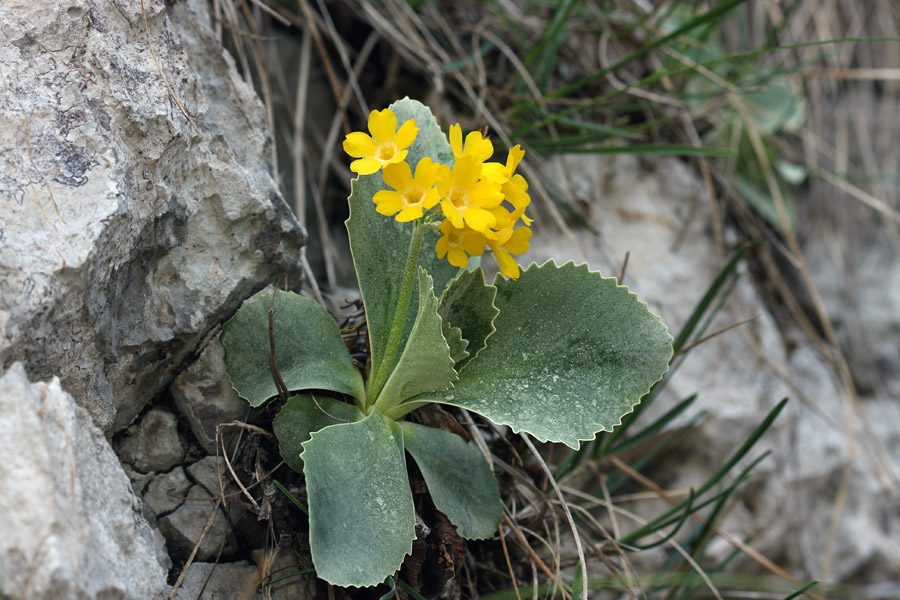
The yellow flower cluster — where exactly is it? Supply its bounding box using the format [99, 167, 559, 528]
[343, 109, 533, 279]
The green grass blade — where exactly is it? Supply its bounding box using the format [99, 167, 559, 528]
[526, 144, 735, 157]
[608, 394, 698, 455]
[783, 581, 821, 600]
[273, 479, 309, 516]
[395, 578, 428, 600]
[673, 243, 750, 352]
[622, 451, 769, 551]
[549, 0, 752, 99]
[629, 488, 696, 551]
[523, 0, 579, 91]
[617, 398, 787, 545]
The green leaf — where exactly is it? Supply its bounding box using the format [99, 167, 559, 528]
[221, 291, 365, 407]
[272, 394, 364, 472]
[416, 261, 673, 449]
[377, 268, 457, 410]
[399, 421, 502, 539]
[742, 77, 806, 133]
[734, 174, 796, 232]
[346, 98, 460, 381]
[443, 323, 470, 365]
[438, 267, 499, 370]
[301, 410, 415, 587]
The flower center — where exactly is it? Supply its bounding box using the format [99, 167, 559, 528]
[377, 144, 395, 161]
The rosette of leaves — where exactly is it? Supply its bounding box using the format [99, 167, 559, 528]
[220, 98, 673, 588]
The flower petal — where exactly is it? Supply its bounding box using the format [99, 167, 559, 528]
[464, 131, 493, 162]
[441, 200, 465, 229]
[436, 235, 450, 259]
[453, 154, 482, 188]
[421, 188, 441, 210]
[350, 158, 382, 175]
[493, 247, 520, 279]
[448, 246, 470, 268]
[413, 157, 440, 187]
[463, 207, 497, 233]
[343, 132, 376, 158]
[502, 179, 530, 210]
[396, 205, 424, 222]
[382, 161, 414, 191]
[506, 144, 525, 174]
[481, 161, 507, 184]
[368, 109, 398, 143]
[449, 124, 463, 157]
[373, 190, 404, 215]
[395, 119, 419, 150]
[504, 226, 532, 255]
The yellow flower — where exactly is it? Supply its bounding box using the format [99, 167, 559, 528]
[372, 158, 441, 222]
[436, 155, 504, 235]
[435, 220, 487, 268]
[489, 224, 532, 279]
[449, 124, 494, 162]
[483, 145, 530, 211]
[343, 109, 418, 175]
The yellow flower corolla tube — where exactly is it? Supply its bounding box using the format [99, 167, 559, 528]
[373, 158, 441, 222]
[343, 109, 418, 175]
[436, 155, 504, 235]
[448, 124, 494, 162]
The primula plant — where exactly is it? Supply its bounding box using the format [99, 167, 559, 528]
[221, 98, 673, 588]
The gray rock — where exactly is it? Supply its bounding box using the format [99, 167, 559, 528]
[187, 455, 230, 497]
[144, 467, 191, 517]
[171, 337, 249, 453]
[536, 154, 900, 583]
[0, 363, 169, 599]
[171, 552, 315, 599]
[116, 408, 186, 473]
[172, 561, 260, 600]
[158, 484, 239, 562]
[0, 0, 305, 434]
[157, 457, 246, 564]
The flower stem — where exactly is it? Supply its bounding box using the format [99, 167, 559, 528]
[366, 220, 426, 406]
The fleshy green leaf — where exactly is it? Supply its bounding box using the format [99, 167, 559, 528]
[438, 267, 499, 370]
[301, 411, 415, 587]
[443, 323, 470, 365]
[415, 261, 673, 449]
[399, 421, 502, 539]
[221, 291, 365, 407]
[272, 395, 364, 472]
[346, 98, 459, 381]
[377, 268, 457, 411]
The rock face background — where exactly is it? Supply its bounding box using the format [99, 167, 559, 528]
[0, 363, 170, 599]
[0, 0, 304, 434]
[0, 0, 304, 596]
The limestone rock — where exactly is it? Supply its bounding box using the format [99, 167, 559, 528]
[0, 363, 169, 599]
[157, 457, 245, 562]
[144, 467, 192, 517]
[116, 408, 186, 473]
[171, 337, 249, 453]
[172, 552, 314, 599]
[172, 561, 260, 600]
[0, 0, 305, 434]
[158, 484, 240, 562]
